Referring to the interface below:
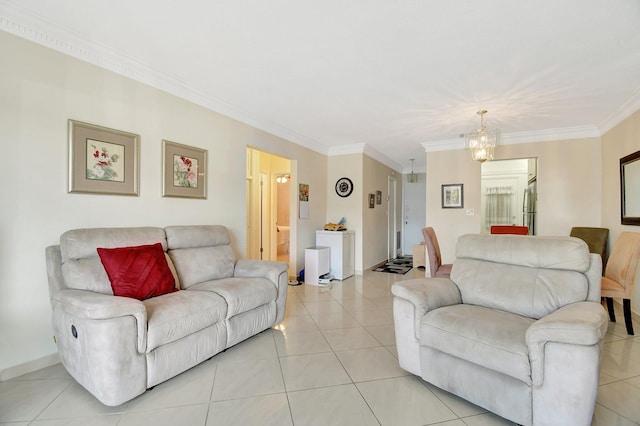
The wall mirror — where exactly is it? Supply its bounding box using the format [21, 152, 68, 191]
[480, 158, 537, 235]
[621, 149, 640, 225]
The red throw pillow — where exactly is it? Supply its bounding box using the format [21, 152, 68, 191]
[97, 242, 177, 300]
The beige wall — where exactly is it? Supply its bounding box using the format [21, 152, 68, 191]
[601, 108, 640, 315]
[426, 137, 602, 263]
[327, 154, 363, 271]
[0, 31, 327, 376]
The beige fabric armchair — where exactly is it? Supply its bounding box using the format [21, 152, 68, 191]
[392, 234, 607, 426]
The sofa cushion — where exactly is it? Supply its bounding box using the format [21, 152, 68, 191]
[188, 277, 276, 318]
[97, 243, 177, 301]
[420, 304, 535, 384]
[168, 246, 236, 288]
[143, 290, 227, 352]
[165, 225, 236, 288]
[60, 227, 167, 294]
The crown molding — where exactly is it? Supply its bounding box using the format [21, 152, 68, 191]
[0, 5, 328, 156]
[421, 138, 465, 153]
[421, 125, 600, 153]
[598, 86, 640, 134]
[328, 143, 404, 173]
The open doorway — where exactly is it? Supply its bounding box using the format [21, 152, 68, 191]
[481, 158, 537, 235]
[246, 148, 292, 267]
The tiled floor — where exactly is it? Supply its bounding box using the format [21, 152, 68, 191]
[2, 268, 640, 425]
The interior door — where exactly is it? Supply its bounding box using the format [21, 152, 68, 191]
[388, 176, 397, 260]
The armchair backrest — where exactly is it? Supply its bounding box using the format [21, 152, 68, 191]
[451, 234, 598, 319]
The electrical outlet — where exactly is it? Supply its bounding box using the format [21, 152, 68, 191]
[466, 208, 475, 216]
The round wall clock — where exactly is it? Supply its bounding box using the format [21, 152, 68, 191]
[335, 177, 353, 197]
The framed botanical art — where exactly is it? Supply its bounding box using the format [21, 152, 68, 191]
[442, 183, 464, 208]
[376, 190, 382, 205]
[162, 140, 207, 199]
[68, 120, 140, 195]
[369, 193, 375, 208]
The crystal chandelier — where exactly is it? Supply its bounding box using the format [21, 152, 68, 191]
[464, 110, 499, 163]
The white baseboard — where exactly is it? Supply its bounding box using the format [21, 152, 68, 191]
[0, 352, 60, 382]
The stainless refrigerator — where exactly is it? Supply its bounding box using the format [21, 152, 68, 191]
[523, 179, 537, 234]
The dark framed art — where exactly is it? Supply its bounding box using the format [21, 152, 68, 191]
[369, 193, 375, 208]
[68, 120, 140, 196]
[162, 140, 207, 199]
[442, 183, 464, 208]
[621, 149, 640, 225]
[376, 190, 382, 205]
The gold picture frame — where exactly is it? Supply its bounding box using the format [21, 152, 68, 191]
[68, 120, 140, 196]
[162, 140, 207, 199]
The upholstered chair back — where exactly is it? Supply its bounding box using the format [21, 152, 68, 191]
[451, 234, 595, 319]
[603, 232, 640, 298]
[422, 227, 442, 274]
[59, 227, 167, 294]
[165, 225, 236, 289]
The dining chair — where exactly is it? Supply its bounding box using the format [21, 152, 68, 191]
[570, 227, 609, 271]
[601, 232, 640, 335]
[422, 227, 453, 278]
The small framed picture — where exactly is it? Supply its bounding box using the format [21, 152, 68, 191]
[442, 184, 464, 209]
[68, 120, 140, 196]
[162, 140, 207, 199]
[376, 190, 382, 205]
[369, 193, 375, 208]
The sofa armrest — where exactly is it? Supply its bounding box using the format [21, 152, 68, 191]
[52, 289, 148, 353]
[391, 278, 462, 317]
[234, 260, 288, 288]
[526, 301, 608, 386]
[234, 259, 289, 323]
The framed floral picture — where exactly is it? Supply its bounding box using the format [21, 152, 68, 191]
[162, 140, 207, 199]
[68, 120, 140, 195]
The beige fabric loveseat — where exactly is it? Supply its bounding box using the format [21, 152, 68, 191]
[45, 225, 288, 406]
[392, 234, 608, 426]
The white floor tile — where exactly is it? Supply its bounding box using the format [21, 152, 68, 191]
[311, 311, 361, 330]
[365, 324, 396, 345]
[126, 361, 216, 411]
[421, 381, 487, 418]
[0, 380, 71, 422]
[273, 329, 332, 356]
[36, 382, 127, 420]
[357, 376, 457, 425]
[119, 404, 208, 426]
[322, 327, 381, 351]
[210, 358, 284, 401]
[461, 412, 518, 425]
[335, 346, 409, 382]
[279, 352, 351, 391]
[207, 393, 292, 426]
[288, 384, 379, 426]
[597, 380, 640, 424]
[592, 403, 639, 426]
[30, 415, 121, 426]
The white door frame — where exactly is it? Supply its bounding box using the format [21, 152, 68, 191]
[388, 176, 397, 260]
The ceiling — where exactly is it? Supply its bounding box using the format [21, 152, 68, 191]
[3, 0, 640, 172]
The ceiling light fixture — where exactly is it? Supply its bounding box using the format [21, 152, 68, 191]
[464, 110, 499, 163]
[407, 159, 417, 183]
[276, 174, 289, 183]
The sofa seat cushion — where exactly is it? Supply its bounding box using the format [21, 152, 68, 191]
[420, 304, 535, 384]
[143, 290, 227, 352]
[188, 277, 276, 319]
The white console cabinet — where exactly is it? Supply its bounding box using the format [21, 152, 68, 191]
[315, 230, 355, 280]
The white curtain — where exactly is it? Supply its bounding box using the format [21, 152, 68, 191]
[484, 186, 513, 233]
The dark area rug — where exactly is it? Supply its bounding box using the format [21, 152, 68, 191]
[373, 256, 413, 274]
